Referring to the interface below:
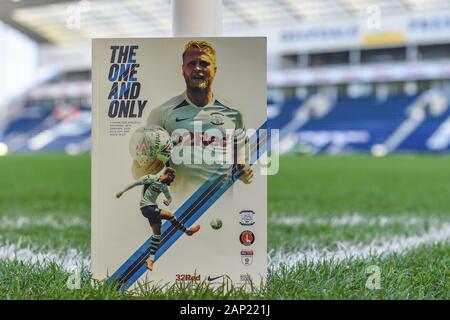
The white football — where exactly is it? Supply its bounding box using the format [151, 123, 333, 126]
[129, 125, 173, 166]
[210, 218, 223, 230]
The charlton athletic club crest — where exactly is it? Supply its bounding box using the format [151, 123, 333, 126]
[239, 210, 255, 226]
[239, 230, 255, 246]
[241, 250, 254, 266]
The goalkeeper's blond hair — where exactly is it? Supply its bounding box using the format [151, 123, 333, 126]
[182, 40, 216, 64]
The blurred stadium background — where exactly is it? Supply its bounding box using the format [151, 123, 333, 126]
[0, 0, 449, 299]
[1, 0, 450, 155]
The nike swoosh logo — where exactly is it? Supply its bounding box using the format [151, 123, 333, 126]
[175, 117, 191, 122]
[207, 275, 224, 282]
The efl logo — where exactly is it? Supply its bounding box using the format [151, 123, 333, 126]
[241, 250, 254, 266]
[239, 230, 255, 246]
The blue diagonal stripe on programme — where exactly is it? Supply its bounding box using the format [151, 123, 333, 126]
[108, 121, 268, 289]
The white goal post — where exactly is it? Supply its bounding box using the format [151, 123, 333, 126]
[172, 0, 223, 37]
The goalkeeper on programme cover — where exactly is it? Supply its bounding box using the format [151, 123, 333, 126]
[116, 167, 200, 271]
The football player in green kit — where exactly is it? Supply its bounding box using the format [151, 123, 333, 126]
[132, 40, 253, 186]
[116, 167, 200, 271]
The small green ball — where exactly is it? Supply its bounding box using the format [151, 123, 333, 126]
[210, 218, 223, 230]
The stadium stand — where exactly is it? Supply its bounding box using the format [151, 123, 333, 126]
[0, 0, 449, 158]
[270, 90, 450, 154]
[1, 87, 449, 155]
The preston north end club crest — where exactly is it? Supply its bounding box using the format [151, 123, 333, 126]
[239, 210, 255, 226]
[209, 112, 225, 125]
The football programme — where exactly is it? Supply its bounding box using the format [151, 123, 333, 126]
[0, 0, 449, 303]
[91, 38, 267, 290]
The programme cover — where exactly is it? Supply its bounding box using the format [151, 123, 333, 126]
[91, 37, 267, 290]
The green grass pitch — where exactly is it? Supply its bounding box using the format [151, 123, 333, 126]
[0, 154, 449, 299]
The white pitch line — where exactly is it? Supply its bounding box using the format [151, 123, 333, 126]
[1, 217, 448, 274]
[270, 213, 440, 228]
[0, 215, 88, 230]
[0, 243, 90, 272]
[268, 223, 450, 269]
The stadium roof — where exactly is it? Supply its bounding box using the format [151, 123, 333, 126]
[1, 0, 449, 44]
